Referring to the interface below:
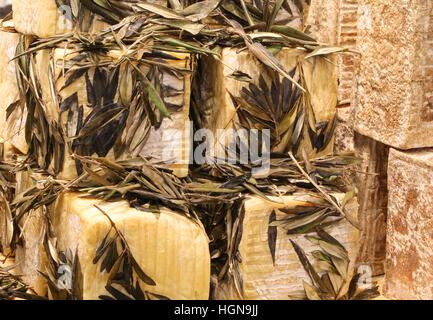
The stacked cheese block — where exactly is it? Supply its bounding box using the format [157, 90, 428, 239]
[200, 46, 339, 160]
[214, 194, 359, 300]
[196, 8, 364, 298]
[0, 0, 208, 300]
[306, 0, 390, 278]
[33, 48, 191, 179]
[0, 0, 362, 300]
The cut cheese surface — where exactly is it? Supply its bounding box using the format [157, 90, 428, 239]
[216, 194, 359, 300]
[34, 49, 191, 179]
[0, 26, 27, 154]
[12, 0, 110, 38]
[200, 47, 338, 159]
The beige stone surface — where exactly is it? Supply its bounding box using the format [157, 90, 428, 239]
[353, 0, 433, 149]
[216, 194, 359, 300]
[384, 148, 433, 300]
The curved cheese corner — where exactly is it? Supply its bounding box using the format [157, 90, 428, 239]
[53, 192, 210, 300]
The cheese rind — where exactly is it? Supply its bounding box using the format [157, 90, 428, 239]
[56, 192, 210, 300]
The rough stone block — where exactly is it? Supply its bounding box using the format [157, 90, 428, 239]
[353, 0, 433, 149]
[384, 148, 433, 299]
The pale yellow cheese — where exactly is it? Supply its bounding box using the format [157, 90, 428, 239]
[12, 0, 110, 38]
[34, 49, 191, 179]
[0, 25, 27, 154]
[214, 194, 359, 300]
[15, 183, 210, 299]
[200, 47, 338, 159]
